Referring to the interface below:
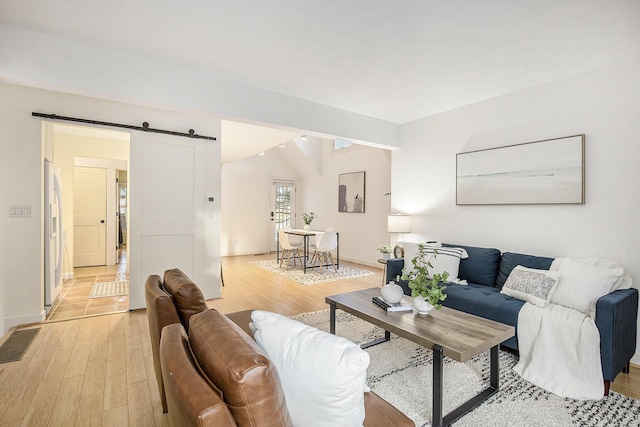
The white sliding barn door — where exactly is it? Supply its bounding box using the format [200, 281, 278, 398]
[129, 131, 220, 309]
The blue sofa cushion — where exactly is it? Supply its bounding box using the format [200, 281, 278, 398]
[496, 252, 555, 290]
[442, 283, 525, 349]
[443, 243, 501, 287]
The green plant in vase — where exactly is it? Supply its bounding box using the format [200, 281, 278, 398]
[401, 244, 449, 313]
[301, 212, 316, 230]
[377, 244, 393, 259]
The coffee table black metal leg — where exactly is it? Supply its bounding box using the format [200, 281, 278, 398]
[490, 345, 499, 388]
[433, 344, 444, 427]
[329, 301, 336, 335]
[360, 330, 391, 349]
[328, 302, 389, 348]
[437, 344, 500, 426]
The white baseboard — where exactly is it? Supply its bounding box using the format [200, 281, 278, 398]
[631, 353, 640, 366]
[3, 310, 46, 333]
[220, 252, 384, 271]
[63, 272, 74, 280]
[337, 256, 383, 270]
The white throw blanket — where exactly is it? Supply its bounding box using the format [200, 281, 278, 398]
[513, 302, 603, 400]
[513, 256, 632, 400]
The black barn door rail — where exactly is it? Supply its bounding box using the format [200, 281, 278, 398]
[32, 112, 217, 141]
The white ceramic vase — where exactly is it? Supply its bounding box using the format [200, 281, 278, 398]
[413, 297, 434, 314]
[381, 281, 404, 304]
[303, 224, 311, 231]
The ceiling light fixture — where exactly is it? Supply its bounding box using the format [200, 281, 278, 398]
[259, 151, 265, 156]
[300, 135, 307, 141]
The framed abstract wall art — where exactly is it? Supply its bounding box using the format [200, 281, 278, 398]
[338, 171, 365, 212]
[456, 134, 585, 205]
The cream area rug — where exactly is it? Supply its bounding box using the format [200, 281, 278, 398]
[251, 260, 374, 285]
[292, 310, 640, 427]
[89, 281, 130, 298]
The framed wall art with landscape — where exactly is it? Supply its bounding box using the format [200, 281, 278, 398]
[456, 134, 585, 205]
[338, 171, 366, 213]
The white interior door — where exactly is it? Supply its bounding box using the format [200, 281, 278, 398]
[269, 180, 296, 253]
[73, 166, 107, 266]
[129, 131, 219, 310]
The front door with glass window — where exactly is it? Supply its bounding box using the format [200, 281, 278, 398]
[269, 180, 296, 253]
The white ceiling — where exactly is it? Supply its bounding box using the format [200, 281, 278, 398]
[2, 1, 640, 157]
[221, 121, 302, 163]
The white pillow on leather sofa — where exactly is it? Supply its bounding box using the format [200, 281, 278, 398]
[251, 310, 370, 427]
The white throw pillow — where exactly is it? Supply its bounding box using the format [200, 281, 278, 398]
[500, 266, 560, 307]
[551, 257, 633, 291]
[401, 241, 468, 280]
[250, 310, 370, 427]
[551, 258, 624, 318]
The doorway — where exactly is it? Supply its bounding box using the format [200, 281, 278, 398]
[269, 180, 297, 253]
[44, 123, 131, 321]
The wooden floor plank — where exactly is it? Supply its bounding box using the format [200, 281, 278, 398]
[125, 315, 147, 385]
[89, 316, 111, 360]
[76, 317, 97, 346]
[127, 380, 155, 427]
[20, 346, 72, 426]
[103, 334, 127, 410]
[101, 405, 129, 427]
[75, 357, 107, 427]
[48, 375, 84, 426]
[57, 319, 81, 350]
[0, 362, 22, 404]
[108, 314, 125, 338]
[64, 342, 90, 379]
[0, 339, 60, 422]
[143, 353, 165, 427]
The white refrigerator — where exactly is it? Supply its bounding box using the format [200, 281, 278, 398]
[44, 159, 65, 309]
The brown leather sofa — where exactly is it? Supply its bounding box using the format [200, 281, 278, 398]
[145, 268, 415, 427]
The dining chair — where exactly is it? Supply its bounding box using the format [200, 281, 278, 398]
[282, 226, 303, 248]
[310, 227, 333, 250]
[310, 230, 338, 272]
[278, 229, 302, 270]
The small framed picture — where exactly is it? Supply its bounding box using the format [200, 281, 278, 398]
[338, 171, 365, 213]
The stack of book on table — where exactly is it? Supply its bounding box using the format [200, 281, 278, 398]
[372, 296, 413, 312]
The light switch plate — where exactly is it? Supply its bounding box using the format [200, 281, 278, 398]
[9, 205, 31, 217]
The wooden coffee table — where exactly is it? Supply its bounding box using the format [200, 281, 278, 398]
[325, 287, 515, 427]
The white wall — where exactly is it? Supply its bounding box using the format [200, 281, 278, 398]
[0, 82, 222, 334]
[221, 140, 392, 267]
[221, 149, 299, 255]
[300, 142, 392, 267]
[393, 59, 640, 362]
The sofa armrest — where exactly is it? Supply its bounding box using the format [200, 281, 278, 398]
[226, 310, 255, 337]
[385, 259, 414, 296]
[160, 323, 237, 426]
[595, 288, 639, 381]
[385, 258, 405, 284]
[363, 391, 415, 427]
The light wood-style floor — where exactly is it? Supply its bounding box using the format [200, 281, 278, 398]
[0, 254, 637, 426]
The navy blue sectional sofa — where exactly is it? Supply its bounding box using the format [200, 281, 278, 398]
[385, 243, 638, 392]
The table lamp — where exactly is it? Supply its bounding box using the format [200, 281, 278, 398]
[387, 214, 412, 234]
